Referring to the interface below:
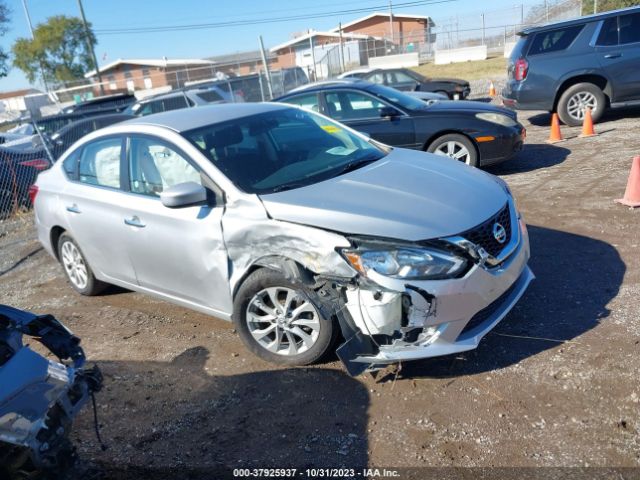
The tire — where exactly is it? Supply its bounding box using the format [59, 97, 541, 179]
[557, 82, 606, 127]
[427, 133, 479, 167]
[57, 233, 108, 296]
[233, 268, 336, 366]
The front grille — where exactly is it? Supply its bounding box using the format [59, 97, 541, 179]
[457, 280, 518, 339]
[461, 203, 511, 258]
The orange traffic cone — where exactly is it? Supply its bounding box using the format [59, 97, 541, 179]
[546, 113, 565, 144]
[489, 81, 497, 97]
[579, 108, 598, 137]
[615, 156, 640, 208]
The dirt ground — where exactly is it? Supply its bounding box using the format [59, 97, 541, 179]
[1, 102, 639, 479]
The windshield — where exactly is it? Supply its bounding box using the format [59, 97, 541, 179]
[367, 85, 432, 111]
[184, 107, 386, 194]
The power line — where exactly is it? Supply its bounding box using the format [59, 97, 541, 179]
[96, 0, 382, 28]
[94, 0, 454, 35]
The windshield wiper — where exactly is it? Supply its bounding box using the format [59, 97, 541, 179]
[334, 155, 381, 176]
[269, 182, 307, 193]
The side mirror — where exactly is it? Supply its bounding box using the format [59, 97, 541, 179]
[380, 106, 399, 118]
[160, 182, 208, 208]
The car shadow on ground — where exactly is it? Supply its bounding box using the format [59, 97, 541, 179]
[528, 105, 640, 127]
[398, 225, 625, 380]
[486, 143, 571, 175]
[71, 347, 369, 480]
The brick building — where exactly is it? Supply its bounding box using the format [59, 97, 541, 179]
[330, 12, 435, 49]
[84, 59, 217, 92]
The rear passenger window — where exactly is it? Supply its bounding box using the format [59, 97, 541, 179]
[78, 138, 122, 188]
[283, 93, 319, 112]
[619, 12, 640, 44]
[597, 17, 619, 46]
[62, 150, 79, 179]
[528, 25, 584, 55]
[162, 96, 189, 112]
[196, 90, 224, 103]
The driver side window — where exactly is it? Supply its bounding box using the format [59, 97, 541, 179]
[128, 136, 202, 197]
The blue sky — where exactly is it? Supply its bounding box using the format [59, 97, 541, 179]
[1, 0, 527, 91]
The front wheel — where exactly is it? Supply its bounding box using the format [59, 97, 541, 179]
[427, 134, 479, 167]
[233, 269, 336, 366]
[557, 82, 606, 127]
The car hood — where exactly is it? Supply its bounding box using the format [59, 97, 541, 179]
[420, 100, 518, 119]
[259, 149, 507, 241]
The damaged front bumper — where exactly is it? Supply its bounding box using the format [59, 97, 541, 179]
[337, 202, 533, 373]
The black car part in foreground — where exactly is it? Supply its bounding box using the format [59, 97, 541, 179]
[0, 305, 103, 479]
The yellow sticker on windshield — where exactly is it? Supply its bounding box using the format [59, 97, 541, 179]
[321, 125, 341, 134]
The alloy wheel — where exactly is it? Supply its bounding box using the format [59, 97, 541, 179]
[60, 241, 88, 289]
[433, 141, 471, 164]
[246, 286, 321, 356]
[567, 91, 597, 121]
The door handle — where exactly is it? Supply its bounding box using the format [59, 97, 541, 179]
[604, 53, 622, 59]
[124, 216, 145, 228]
[66, 204, 81, 214]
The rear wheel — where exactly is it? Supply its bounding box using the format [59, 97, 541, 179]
[427, 133, 479, 167]
[57, 233, 108, 296]
[557, 82, 606, 126]
[233, 268, 336, 366]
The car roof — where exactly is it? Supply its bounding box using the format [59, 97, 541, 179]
[521, 5, 640, 34]
[281, 79, 376, 96]
[122, 102, 289, 132]
[55, 113, 134, 134]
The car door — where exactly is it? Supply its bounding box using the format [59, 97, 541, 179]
[322, 89, 417, 148]
[60, 136, 138, 285]
[121, 135, 232, 315]
[595, 13, 640, 103]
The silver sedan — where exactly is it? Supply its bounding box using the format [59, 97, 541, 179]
[33, 103, 533, 374]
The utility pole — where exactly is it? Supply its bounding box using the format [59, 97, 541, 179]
[20, 0, 49, 93]
[338, 22, 346, 74]
[258, 35, 273, 99]
[544, 0, 549, 21]
[594, 0, 598, 14]
[388, 0, 394, 44]
[521, 4, 524, 27]
[309, 33, 317, 81]
[76, 0, 104, 95]
[481, 13, 485, 46]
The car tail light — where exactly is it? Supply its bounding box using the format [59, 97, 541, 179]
[19, 159, 50, 170]
[28, 185, 39, 205]
[514, 58, 528, 81]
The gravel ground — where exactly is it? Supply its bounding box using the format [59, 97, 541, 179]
[0, 102, 639, 479]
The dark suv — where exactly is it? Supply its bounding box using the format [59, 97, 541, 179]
[502, 6, 640, 126]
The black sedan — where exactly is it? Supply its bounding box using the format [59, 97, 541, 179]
[274, 80, 524, 168]
[0, 113, 133, 216]
[339, 68, 470, 100]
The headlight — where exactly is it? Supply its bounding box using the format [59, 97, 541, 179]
[476, 112, 517, 127]
[342, 246, 467, 280]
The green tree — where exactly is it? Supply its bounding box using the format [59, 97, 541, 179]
[582, 0, 640, 14]
[0, 1, 10, 78]
[12, 15, 96, 85]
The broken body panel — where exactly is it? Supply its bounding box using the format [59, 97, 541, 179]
[0, 305, 102, 476]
